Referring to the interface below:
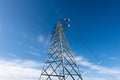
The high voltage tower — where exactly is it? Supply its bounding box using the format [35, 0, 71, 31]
[39, 18, 83, 80]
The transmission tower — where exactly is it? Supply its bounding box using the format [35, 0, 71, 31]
[39, 18, 83, 80]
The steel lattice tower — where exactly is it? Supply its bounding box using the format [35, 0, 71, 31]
[39, 18, 83, 80]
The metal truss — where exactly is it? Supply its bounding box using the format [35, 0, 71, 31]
[39, 18, 83, 80]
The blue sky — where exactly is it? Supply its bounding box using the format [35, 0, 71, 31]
[0, 0, 120, 80]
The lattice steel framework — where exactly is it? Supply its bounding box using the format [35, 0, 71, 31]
[39, 18, 83, 80]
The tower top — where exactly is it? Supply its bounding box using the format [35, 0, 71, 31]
[57, 18, 70, 28]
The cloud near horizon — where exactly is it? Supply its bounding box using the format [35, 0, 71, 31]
[0, 58, 42, 80]
[75, 56, 120, 80]
[0, 56, 120, 80]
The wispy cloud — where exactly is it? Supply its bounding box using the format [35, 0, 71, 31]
[9, 53, 19, 58]
[28, 46, 40, 56]
[28, 50, 40, 56]
[109, 57, 120, 61]
[37, 34, 50, 55]
[38, 34, 44, 43]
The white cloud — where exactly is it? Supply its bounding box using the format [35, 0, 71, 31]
[0, 58, 42, 80]
[38, 34, 44, 43]
[75, 56, 120, 80]
[0, 55, 120, 80]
